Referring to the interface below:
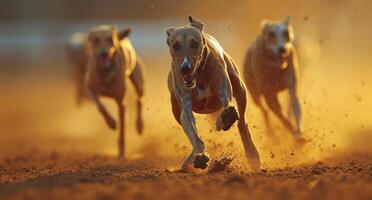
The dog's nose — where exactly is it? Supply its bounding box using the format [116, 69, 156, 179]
[180, 57, 192, 74]
[100, 49, 108, 58]
[278, 46, 286, 54]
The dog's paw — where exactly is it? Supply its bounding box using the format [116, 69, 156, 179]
[295, 137, 311, 146]
[118, 149, 125, 160]
[244, 148, 261, 171]
[216, 106, 239, 131]
[136, 119, 144, 135]
[193, 153, 210, 170]
[248, 157, 261, 171]
[180, 162, 194, 173]
[106, 117, 117, 130]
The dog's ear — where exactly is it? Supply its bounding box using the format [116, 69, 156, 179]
[188, 15, 204, 32]
[283, 16, 292, 25]
[166, 27, 175, 37]
[118, 28, 132, 40]
[260, 19, 271, 34]
[260, 19, 271, 29]
[166, 27, 175, 45]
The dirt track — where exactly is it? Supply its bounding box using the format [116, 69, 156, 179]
[0, 150, 371, 200]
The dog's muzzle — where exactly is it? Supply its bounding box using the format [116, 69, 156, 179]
[180, 57, 195, 88]
[97, 48, 115, 70]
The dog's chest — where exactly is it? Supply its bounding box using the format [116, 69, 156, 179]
[194, 85, 211, 100]
[97, 66, 118, 94]
[191, 85, 213, 110]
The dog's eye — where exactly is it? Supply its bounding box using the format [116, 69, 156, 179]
[107, 37, 113, 44]
[190, 39, 199, 49]
[172, 41, 181, 51]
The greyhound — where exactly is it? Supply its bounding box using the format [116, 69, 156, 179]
[84, 25, 145, 159]
[243, 17, 303, 141]
[166, 16, 261, 171]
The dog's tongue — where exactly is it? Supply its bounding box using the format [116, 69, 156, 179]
[183, 73, 193, 82]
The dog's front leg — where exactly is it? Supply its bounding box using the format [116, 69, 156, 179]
[216, 77, 239, 131]
[86, 88, 117, 130]
[85, 60, 116, 129]
[117, 99, 126, 159]
[179, 95, 209, 170]
[289, 85, 302, 140]
[288, 52, 302, 141]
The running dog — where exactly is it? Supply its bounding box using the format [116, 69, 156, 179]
[243, 17, 303, 141]
[167, 16, 261, 171]
[85, 25, 145, 158]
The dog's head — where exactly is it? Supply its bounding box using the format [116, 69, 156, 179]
[166, 16, 206, 88]
[88, 25, 131, 69]
[261, 16, 294, 62]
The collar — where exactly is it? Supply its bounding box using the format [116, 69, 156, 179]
[198, 45, 210, 71]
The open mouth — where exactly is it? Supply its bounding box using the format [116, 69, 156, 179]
[279, 53, 289, 69]
[279, 50, 290, 62]
[97, 57, 112, 69]
[182, 73, 195, 88]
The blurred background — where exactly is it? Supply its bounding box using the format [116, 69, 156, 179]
[0, 0, 371, 169]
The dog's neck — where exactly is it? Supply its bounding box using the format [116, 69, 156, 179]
[194, 45, 210, 89]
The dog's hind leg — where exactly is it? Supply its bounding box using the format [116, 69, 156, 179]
[233, 81, 261, 170]
[264, 93, 296, 136]
[130, 57, 145, 135]
[251, 93, 273, 135]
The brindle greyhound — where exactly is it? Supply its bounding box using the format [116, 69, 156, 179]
[84, 25, 145, 159]
[166, 16, 261, 171]
[243, 17, 303, 141]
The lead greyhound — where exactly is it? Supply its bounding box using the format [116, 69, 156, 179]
[167, 16, 261, 171]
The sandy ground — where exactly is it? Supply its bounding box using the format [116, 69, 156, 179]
[0, 150, 371, 200]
